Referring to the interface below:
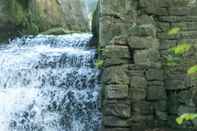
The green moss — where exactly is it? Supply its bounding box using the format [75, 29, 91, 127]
[8, 0, 27, 24]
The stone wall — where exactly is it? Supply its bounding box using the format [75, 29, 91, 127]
[94, 0, 197, 130]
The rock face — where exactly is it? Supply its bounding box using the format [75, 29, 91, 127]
[94, 0, 197, 130]
[0, 0, 89, 42]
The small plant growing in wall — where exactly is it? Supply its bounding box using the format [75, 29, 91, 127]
[166, 27, 197, 127]
[95, 59, 104, 69]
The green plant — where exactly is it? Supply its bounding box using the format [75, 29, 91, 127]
[187, 65, 197, 76]
[95, 59, 104, 69]
[176, 113, 197, 125]
[166, 27, 197, 126]
[168, 27, 181, 35]
[170, 42, 191, 56]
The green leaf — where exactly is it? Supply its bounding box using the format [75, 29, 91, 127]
[170, 42, 191, 55]
[95, 59, 104, 69]
[187, 65, 197, 75]
[168, 27, 181, 35]
[176, 113, 197, 125]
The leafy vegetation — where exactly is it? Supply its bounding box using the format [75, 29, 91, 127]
[187, 65, 197, 76]
[170, 42, 191, 56]
[166, 27, 197, 126]
[95, 59, 104, 69]
[168, 27, 181, 35]
[176, 113, 197, 125]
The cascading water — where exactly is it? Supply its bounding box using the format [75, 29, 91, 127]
[0, 33, 101, 131]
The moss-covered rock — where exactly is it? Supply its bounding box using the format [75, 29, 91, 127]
[0, 0, 89, 42]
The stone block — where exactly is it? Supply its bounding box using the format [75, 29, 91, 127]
[134, 49, 161, 67]
[103, 116, 130, 127]
[105, 85, 129, 99]
[128, 36, 159, 49]
[130, 76, 147, 88]
[155, 111, 168, 121]
[159, 40, 177, 50]
[147, 86, 166, 100]
[178, 105, 196, 114]
[103, 128, 130, 131]
[168, 7, 191, 16]
[139, 0, 169, 8]
[129, 24, 156, 37]
[148, 81, 164, 87]
[102, 65, 129, 84]
[145, 68, 164, 81]
[154, 100, 167, 112]
[156, 22, 170, 32]
[130, 113, 154, 125]
[172, 22, 197, 31]
[143, 7, 168, 16]
[99, 16, 129, 47]
[129, 87, 146, 101]
[101, 0, 137, 16]
[158, 16, 197, 22]
[110, 35, 128, 46]
[103, 45, 131, 66]
[132, 101, 154, 115]
[103, 100, 131, 118]
[165, 79, 187, 90]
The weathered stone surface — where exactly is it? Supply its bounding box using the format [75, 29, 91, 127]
[30, 0, 88, 32]
[155, 100, 167, 112]
[129, 24, 156, 37]
[137, 15, 155, 25]
[130, 113, 154, 125]
[158, 16, 197, 22]
[145, 68, 164, 81]
[132, 101, 154, 115]
[100, 0, 137, 16]
[148, 81, 164, 87]
[155, 111, 168, 121]
[129, 87, 146, 101]
[99, 16, 130, 47]
[172, 22, 197, 31]
[160, 40, 177, 50]
[103, 116, 130, 127]
[0, 0, 89, 41]
[165, 79, 188, 90]
[130, 76, 147, 88]
[103, 45, 131, 66]
[134, 49, 161, 67]
[103, 128, 130, 131]
[105, 85, 129, 99]
[103, 100, 130, 118]
[147, 86, 166, 100]
[128, 36, 159, 49]
[110, 35, 128, 46]
[178, 105, 196, 114]
[156, 22, 170, 32]
[102, 65, 129, 84]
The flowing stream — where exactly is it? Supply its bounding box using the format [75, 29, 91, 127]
[0, 33, 101, 131]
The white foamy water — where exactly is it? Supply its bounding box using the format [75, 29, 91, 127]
[0, 33, 101, 131]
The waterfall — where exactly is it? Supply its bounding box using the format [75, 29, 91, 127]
[0, 33, 101, 131]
